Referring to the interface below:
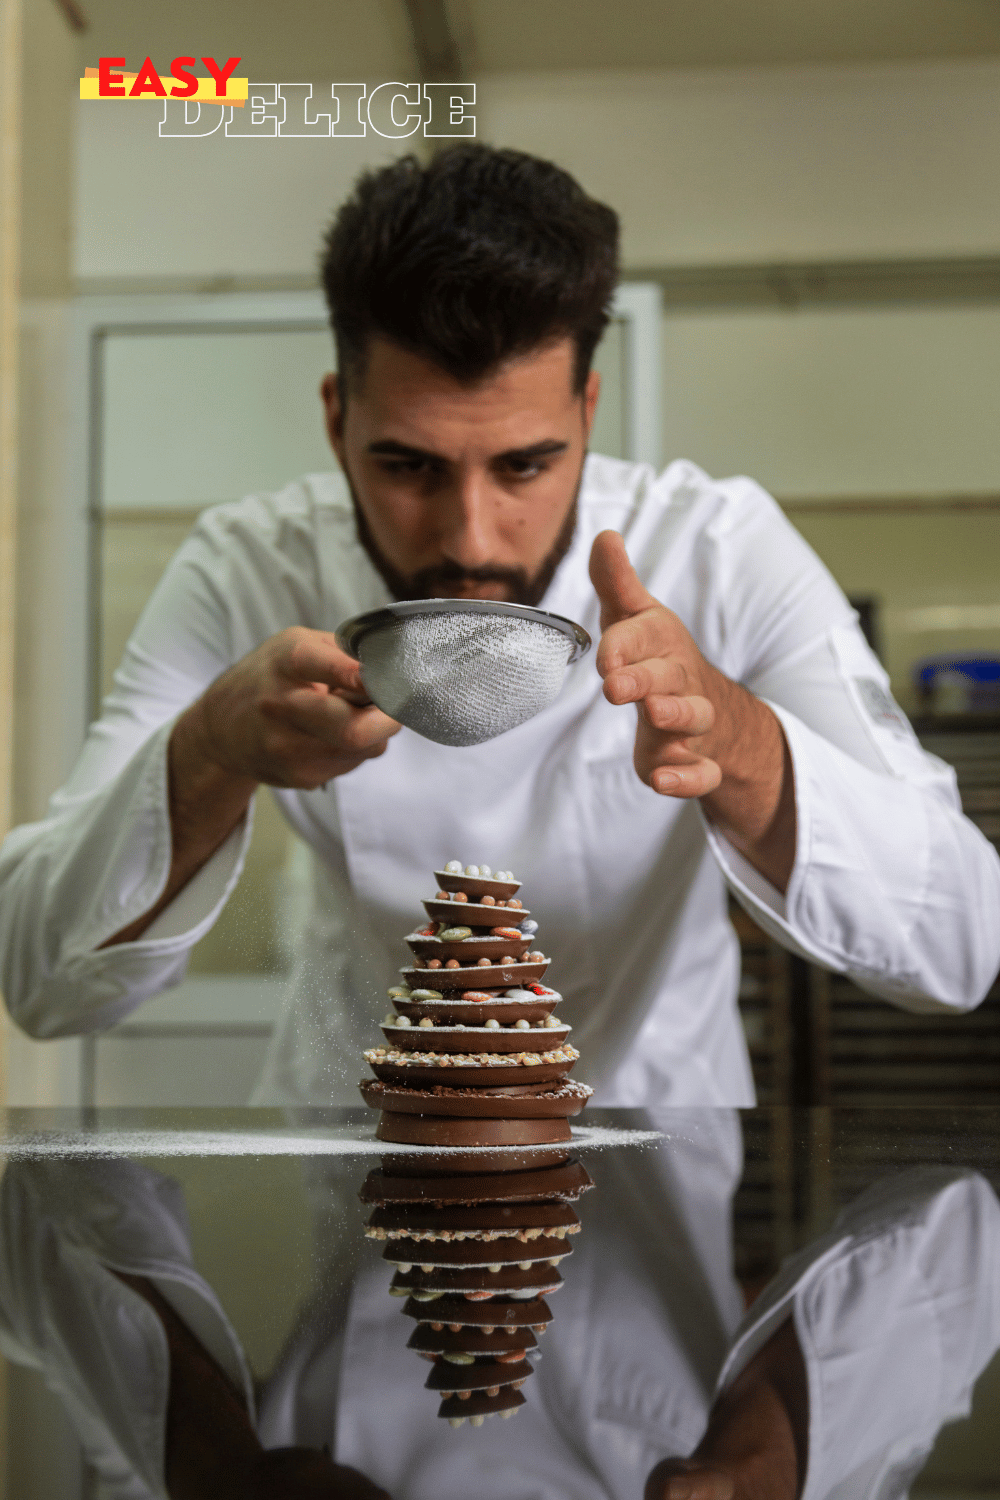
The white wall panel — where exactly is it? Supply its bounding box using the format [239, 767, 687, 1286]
[661, 303, 1000, 497]
[100, 327, 335, 510]
[94, 1035, 271, 1106]
[478, 61, 1000, 267]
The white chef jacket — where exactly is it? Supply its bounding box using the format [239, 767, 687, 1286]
[1, 1117, 997, 1500]
[1, 455, 998, 1106]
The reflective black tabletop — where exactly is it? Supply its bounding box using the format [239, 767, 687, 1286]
[2, 1106, 998, 1499]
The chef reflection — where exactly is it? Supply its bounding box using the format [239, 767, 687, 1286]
[1, 1120, 998, 1498]
[1, 146, 998, 1110]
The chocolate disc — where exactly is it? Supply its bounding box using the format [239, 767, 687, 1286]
[380, 1022, 569, 1054]
[423, 899, 531, 926]
[438, 1388, 526, 1421]
[401, 961, 549, 990]
[371, 1077, 559, 1100]
[366, 1200, 580, 1236]
[359, 1159, 593, 1205]
[433, 871, 521, 899]
[393, 997, 555, 1025]
[361, 1079, 591, 1119]
[362, 1078, 556, 1110]
[408, 1325, 536, 1356]
[391, 1262, 563, 1296]
[376, 1111, 572, 1148]
[402, 1295, 554, 1328]
[380, 1147, 572, 1174]
[426, 1357, 536, 1393]
[369, 1059, 574, 1089]
[384, 1233, 570, 1269]
[407, 935, 531, 961]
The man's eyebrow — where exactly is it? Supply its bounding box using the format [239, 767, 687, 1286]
[367, 440, 440, 460]
[495, 440, 568, 463]
[366, 438, 570, 463]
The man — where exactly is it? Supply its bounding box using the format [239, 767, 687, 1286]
[1, 145, 998, 1105]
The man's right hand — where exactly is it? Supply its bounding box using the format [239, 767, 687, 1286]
[175, 626, 400, 791]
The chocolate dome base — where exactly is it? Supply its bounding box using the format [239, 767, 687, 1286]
[376, 1111, 572, 1147]
[361, 1079, 591, 1119]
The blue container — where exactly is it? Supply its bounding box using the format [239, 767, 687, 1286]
[914, 655, 1000, 712]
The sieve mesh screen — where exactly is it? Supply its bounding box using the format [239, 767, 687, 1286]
[358, 612, 574, 747]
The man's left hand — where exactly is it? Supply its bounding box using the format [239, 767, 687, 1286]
[590, 530, 730, 799]
[589, 530, 796, 893]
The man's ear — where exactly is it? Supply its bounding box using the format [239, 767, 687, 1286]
[583, 367, 601, 439]
[321, 372, 345, 462]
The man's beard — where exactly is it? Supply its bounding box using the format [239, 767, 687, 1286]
[343, 465, 582, 609]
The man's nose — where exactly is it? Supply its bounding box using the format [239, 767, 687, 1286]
[437, 469, 498, 567]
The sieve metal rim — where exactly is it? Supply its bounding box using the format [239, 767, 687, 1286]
[336, 599, 592, 663]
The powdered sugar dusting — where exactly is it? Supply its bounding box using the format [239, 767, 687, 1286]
[0, 1123, 661, 1160]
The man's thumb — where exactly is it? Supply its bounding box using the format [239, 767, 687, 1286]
[589, 530, 655, 627]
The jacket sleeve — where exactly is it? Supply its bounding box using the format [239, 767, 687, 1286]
[699, 478, 1000, 1013]
[0, 510, 258, 1038]
[717, 1168, 1000, 1500]
[0, 1159, 254, 1495]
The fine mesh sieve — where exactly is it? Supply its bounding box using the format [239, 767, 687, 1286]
[336, 599, 591, 747]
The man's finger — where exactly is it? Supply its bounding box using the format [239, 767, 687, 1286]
[589, 530, 657, 629]
[640, 752, 722, 799]
[281, 628, 365, 694]
[282, 690, 401, 750]
[596, 606, 688, 680]
[642, 694, 715, 737]
[603, 655, 688, 705]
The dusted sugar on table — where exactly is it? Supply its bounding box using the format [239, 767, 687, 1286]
[360, 860, 592, 1146]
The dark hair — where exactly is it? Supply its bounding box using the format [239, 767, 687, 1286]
[320, 144, 619, 395]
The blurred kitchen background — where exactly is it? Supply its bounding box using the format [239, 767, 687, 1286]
[3, 0, 1000, 1113]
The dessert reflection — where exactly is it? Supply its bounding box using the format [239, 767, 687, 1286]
[0, 1117, 997, 1499]
[360, 1152, 594, 1427]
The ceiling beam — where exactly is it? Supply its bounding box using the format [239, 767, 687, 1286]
[52, 0, 86, 32]
[403, 0, 464, 79]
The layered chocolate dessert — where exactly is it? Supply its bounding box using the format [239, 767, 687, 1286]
[361, 861, 591, 1147]
[360, 1155, 594, 1427]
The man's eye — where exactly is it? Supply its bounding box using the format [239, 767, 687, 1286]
[502, 459, 547, 479]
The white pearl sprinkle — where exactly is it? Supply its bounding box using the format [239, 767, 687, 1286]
[464, 864, 480, 877]
[445, 860, 462, 873]
[479, 864, 492, 877]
